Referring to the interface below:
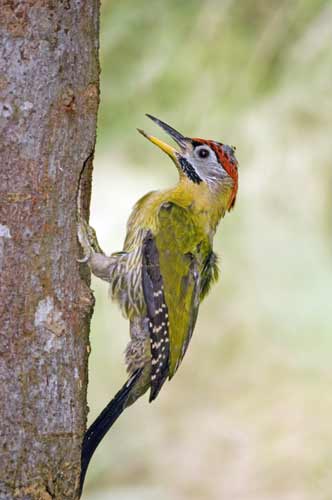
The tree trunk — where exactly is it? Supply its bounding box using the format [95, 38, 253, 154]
[0, 2, 100, 499]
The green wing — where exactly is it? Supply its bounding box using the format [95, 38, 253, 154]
[154, 202, 211, 378]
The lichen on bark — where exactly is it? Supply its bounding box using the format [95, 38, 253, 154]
[0, 1, 100, 498]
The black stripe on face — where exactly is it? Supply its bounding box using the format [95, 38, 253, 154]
[179, 157, 202, 184]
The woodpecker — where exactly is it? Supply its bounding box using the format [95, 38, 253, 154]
[78, 114, 238, 493]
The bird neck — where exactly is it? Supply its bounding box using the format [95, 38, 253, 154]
[165, 177, 233, 237]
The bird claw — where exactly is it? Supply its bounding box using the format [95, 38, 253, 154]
[77, 217, 93, 263]
[77, 217, 104, 264]
[77, 255, 90, 264]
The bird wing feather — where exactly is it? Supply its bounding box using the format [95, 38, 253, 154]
[154, 202, 207, 378]
[142, 231, 170, 401]
[140, 199, 218, 398]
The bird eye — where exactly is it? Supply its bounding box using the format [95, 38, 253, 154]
[197, 148, 210, 159]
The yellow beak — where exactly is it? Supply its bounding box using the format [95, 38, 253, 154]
[137, 128, 177, 160]
[138, 114, 188, 163]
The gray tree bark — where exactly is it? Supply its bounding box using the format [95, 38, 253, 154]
[0, 2, 100, 499]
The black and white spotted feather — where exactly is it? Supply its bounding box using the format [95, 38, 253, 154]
[142, 231, 170, 402]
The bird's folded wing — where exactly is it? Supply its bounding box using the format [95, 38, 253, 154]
[154, 202, 202, 379]
[142, 230, 170, 402]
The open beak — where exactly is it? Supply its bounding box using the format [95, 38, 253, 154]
[137, 114, 188, 161]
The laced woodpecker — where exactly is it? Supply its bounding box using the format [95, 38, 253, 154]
[77, 114, 239, 492]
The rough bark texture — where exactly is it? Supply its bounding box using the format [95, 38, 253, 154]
[0, 2, 100, 499]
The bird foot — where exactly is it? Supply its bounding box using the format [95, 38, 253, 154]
[77, 217, 103, 263]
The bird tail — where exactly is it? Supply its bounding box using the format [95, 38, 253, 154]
[79, 368, 144, 496]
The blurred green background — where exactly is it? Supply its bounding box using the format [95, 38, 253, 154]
[85, 1, 332, 499]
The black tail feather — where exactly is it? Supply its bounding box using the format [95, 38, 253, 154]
[79, 368, 143, 496]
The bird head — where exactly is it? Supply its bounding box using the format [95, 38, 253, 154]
[138, 114, 238, 211]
